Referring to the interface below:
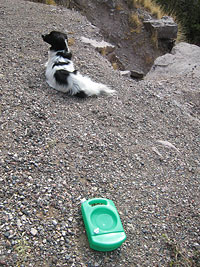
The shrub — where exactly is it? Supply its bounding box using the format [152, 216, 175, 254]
[129, 12, 143, 33]
[154, 0, 200, 45]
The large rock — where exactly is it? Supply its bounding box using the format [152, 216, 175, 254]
[144, 16, 178, 40]
[146, 42, 200, 79]
[130, 70, 144, 79]
[81, 36, 115, 55]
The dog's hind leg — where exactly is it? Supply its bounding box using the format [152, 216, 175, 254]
[74, 91, 87, 98]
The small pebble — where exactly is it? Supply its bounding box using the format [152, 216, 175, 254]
[30, 228, 38, 236]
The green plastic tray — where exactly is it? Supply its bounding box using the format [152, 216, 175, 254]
[81, 198, 126, 251]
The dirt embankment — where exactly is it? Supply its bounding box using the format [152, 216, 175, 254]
[31, 0, 170, 74]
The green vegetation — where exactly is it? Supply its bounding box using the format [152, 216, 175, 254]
[154, 0, 200, 45]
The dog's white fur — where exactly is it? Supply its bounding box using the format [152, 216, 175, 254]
[45, 50, 75, 93]
[45, 50, 116, 96]
[43, 32, 116, 97]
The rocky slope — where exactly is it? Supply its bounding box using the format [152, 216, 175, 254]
[34, 0, 177, 75]
[147, 42, 200, 79]
[0, 0, 199, 266]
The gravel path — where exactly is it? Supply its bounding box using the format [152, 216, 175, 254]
[0, 0, 199, 266]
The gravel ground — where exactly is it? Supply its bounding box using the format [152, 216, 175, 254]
[0, 0, 199, 266]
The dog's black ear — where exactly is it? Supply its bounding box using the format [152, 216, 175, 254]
[42, 31, 69, 51]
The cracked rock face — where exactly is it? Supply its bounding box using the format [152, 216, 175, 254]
[144, 16, 178, 40]
[146, 42, 200, 79]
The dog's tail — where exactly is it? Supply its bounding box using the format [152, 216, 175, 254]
[71, 72, 116, 97]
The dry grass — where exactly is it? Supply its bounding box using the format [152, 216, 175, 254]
[132, 0, 140, 9]
[129, 12, 143, 33]
[144, 53, 154, 65]
[171, 14, 186, 43]
[112, 62, 119, 70]
[130, 0, 165, 19]
[68, 37, 75, 46]
[151, 31, 158, 48]
[177, 27, 186, 43]
[45, 0, 56, 5]
[130, 0, 185, 41]
[129, 0, 186, 43]
[149, 5, 164, 19]
[99, 47, 108, 56]
[116, 4, 123, 11]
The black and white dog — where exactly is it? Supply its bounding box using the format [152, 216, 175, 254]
[42, 31, 116, 97]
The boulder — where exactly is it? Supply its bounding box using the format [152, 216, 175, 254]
[120, 70, 131, 77]
[130, 70, 144, 79]
[81, 36, 115, 55]
[146, 42, 200, 79]
[144, 16, 178, 40]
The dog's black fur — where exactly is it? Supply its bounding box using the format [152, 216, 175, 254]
[43, 31, 69, 51]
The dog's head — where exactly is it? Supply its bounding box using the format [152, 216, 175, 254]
[42, 31, 69, 51]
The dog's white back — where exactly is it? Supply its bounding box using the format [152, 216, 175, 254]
[42, 31, 116, 97]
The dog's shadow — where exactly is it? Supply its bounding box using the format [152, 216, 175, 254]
[46, 86, 98, 104]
